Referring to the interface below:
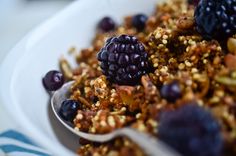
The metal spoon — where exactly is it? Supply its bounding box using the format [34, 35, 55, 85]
[51, 81, 179, 156]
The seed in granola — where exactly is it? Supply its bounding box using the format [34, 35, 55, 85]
[97, 35, 151, 85]
[158, 104, 223, 156]
[132, 14, 148, 31]
[42, 70, 64, 91]
[160, 80, 181, 103]
[178, 63, 185, 70]
[59, 99, 82, 122]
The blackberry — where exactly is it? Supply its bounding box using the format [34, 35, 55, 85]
[194, 0, 236, 39]
[158, 104, 223, 156]
[97, 35, 151, 85]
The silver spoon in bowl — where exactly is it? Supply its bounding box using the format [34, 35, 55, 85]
[51, 81, 180, 156]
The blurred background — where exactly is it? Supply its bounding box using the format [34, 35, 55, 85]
[0, 0, 71, 130]
[0, 0, 72, 63]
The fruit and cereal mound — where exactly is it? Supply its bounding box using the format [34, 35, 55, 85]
[43, 0, 236, 155]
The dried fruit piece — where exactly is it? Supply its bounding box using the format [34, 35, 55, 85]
[224, 54, 236, 70]
[116, 85, 135, 105]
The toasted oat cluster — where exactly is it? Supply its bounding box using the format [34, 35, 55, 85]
[58, 0, 236, 155]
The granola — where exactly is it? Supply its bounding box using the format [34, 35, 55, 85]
[55, 0, 236, 155]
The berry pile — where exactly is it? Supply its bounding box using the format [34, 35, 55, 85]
[194, 0, 236, 39]
[97, 35, 151, 85]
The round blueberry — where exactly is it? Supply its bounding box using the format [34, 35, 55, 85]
[98, 17, 116, 32]
[42, 70, 64, 91]
[160, 81, 181, 103]
[132, 14, 148, 31]
[59, 99, 82, 122]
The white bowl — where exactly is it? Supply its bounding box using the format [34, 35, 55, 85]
[0, 0, 161, 155]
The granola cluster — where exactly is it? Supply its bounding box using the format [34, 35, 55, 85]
[59, 0, 236, 155]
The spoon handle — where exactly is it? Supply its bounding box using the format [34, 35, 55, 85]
[117, 128, 179, 156]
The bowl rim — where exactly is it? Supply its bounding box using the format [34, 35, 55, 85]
[0, 0, 160, 155]
[0, 0, 91, 155]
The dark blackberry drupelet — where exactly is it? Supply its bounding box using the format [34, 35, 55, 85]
[42, 70, 64, 91]
[97, 35, 151, 85]
[59, 99, 82, 122]
[158, 104, 223, 156]
[132, 14, 148, 31]
[194, 0, 236, 39]
[98, 17, 116, 32]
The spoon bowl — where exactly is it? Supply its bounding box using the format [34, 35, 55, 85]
[51, 81, 179, 156]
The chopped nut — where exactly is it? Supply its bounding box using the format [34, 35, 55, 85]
[227, 38, 236, 54]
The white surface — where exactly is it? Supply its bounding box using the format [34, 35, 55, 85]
[0, 0, 70, 134]
[0, 0, 70, 63]
[0, 0, 70, 132]
[0, 0, 159, 155]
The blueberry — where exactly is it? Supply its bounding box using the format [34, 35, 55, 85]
[160, 81, 181, 103]
[98, 17, 116, 32]
[59, 99, 82, 122]
[158, 104, 223, 156]
[42, 70, 64, 91]
[132, 14, 148, 31]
